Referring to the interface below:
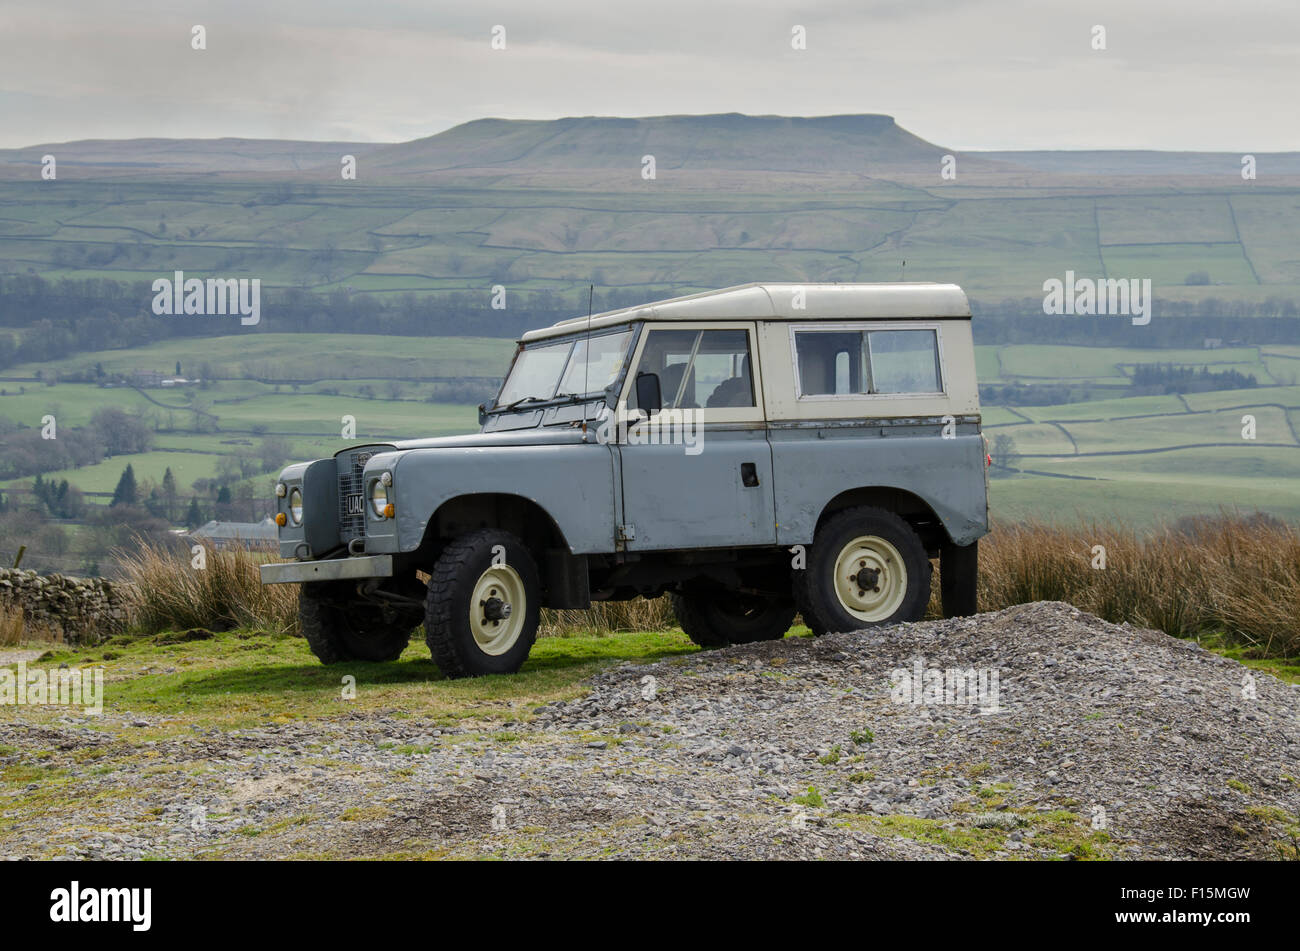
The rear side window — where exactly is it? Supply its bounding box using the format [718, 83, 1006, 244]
[793, 327, 942, 397]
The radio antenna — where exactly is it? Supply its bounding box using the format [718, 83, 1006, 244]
[581, 283, 594, 432]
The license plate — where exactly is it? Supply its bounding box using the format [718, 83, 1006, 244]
[345, 494, 364, 516]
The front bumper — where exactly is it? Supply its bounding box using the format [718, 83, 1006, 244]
[259, 554, 394, 585]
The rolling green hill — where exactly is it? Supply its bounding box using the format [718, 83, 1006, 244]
[1, 114, 1298, 562]
[2, 335, 1296, 527]
[2, 113, 1299, 303]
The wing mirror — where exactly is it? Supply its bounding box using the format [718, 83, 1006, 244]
[635, 372, 662, 417]
[477, 402, 489, 426]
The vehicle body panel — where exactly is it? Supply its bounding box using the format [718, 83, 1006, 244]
[376, 441, 619, 555]
[264, 282, 988, 585]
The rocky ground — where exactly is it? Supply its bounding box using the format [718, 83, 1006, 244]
[2, 601, 1298, 860]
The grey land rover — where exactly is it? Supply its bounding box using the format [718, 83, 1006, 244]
[261, 282, 990, 677]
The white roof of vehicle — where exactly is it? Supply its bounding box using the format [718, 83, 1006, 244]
[521, 282, 971, 342]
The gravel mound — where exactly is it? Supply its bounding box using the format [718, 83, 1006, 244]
[3, 602, 1297, 860]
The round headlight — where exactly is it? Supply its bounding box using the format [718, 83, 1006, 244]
[368, 479, 388, 517]
[288, 487, 303, 525]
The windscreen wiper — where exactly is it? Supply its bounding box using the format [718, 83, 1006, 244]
[492, 390, 596, 416]
[496, 396, 550, 413]
[497, 392, 588, 412]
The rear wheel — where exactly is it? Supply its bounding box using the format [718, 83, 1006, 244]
[671, 587, 796, 648]
[298, 583, 419, 664]
[425, 529, 541, 678]
[794, 506, 930, 636]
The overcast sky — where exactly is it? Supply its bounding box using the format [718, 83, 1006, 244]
[1, 0, 1296, 151]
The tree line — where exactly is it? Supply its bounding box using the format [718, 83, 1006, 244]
[1129, 363, 1259, 394]
[4, 275, 1300, 371]
[0, 407, 154, 481]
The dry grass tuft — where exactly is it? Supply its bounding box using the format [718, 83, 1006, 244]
[109, 516, 1300, 657]
[0, 603, 25, 646]
[115, 538, 300, 636]
[0, 603, 63, 645]
[930, 515, 1300, 656]
[540, 598, 676, 638]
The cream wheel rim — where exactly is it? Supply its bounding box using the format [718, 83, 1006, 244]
[832, 534, 908, 622]
[470, 564, 526, 655]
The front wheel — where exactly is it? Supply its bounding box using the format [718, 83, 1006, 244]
[794, 506, 931, 636]
[424, 529, 541, 678]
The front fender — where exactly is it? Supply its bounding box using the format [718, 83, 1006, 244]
[368, 442, 618, 555]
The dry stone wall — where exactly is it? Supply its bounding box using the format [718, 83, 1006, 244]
[0, 567, 133, 646]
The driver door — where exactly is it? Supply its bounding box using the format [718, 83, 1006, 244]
[615, 323, 776, 551]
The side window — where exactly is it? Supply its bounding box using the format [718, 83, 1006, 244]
[794, 331, 865, 396]
[630, 328, 755, 409]
[794, 327, 942, 397]
[868, 329, 942, 393]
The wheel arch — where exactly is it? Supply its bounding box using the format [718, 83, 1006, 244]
[413, 493, 571, 563]
[815, 486, 953, 554]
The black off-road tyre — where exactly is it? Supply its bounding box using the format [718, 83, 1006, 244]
[794, 506, 931, 636]
[298, 583, 419, 664]
[940, 539, 979, 618]
[424, 529, 541, 678]
[670, 588, 796, 649]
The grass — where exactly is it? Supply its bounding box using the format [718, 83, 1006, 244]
[1, 449, 227, 494]
[106, 513, 1300, 661]
[989, 345, 1268, 383]
[989, 474, 1300, 527]
[4, 156, 1300, 304]
[6, 333, 515, 387]
[115, 538, 300, 636]
[112, 536, 684, 642]
[24, 623, 699, 731]
[0, 603, 60, 645]
[5, 329, 1299, 533]
[793, 786, 825, 808]
[962, 516, 1300, 657]
[839, 809, 1114, 860]
[0, 604, 23, 646]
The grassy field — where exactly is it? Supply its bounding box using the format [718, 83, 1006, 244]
[3, 126, 1300, 304]
[1, 322, 1298, 560]
[982, 361, 1300, 522]
[990, 472, 1300, 526]
[985, 345, 1273, 383]
[0, 380, 479, 493]
[4, 334, 516, 383]
[9, 514, 1298, 750]
[3, 334, 1299, 526]
[9, 618, 1294, 740]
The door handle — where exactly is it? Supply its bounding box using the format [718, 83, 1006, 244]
[741, 462, 759, 488]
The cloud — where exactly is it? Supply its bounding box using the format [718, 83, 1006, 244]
[0, 0, 1296, 150]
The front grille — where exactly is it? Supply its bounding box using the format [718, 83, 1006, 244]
[337, 450, 371, 542]
[339, 472, 364, 540]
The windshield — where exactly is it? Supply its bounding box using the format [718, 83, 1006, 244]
[496, 341, 572, 407]
[495, 329, 633, 409]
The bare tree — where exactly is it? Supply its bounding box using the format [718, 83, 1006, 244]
[990, 434, 1021, 475]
